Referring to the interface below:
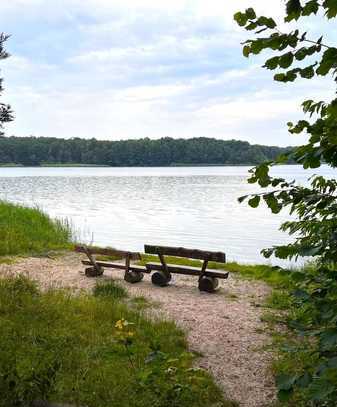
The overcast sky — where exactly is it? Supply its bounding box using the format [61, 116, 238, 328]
[0, 0, 335, 146]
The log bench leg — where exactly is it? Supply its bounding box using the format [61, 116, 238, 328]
[85, 266, 104, 277]
[123, 253, 144, 284]
[151, 253, 172, 287]
[198, 276, 219, 293]
[151, 271, 172, 287]
[124, 271, 144, 284]
[197, 258, 219, 293]
[83, 246, 104, 277]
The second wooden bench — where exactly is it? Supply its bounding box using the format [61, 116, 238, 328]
[76, 244, 229, 293]
[75, 245, 149, 283]
[144, 245, 228, 293]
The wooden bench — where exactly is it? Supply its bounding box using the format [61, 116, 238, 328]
[75, 245, 148, 283]
[144, 245, 228, 292]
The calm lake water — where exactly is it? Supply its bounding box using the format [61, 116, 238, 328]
[0, 165, 335, 266]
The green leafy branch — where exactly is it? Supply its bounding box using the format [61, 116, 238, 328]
[234, 1, 337, 403]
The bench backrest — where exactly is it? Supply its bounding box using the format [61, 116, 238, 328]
[75, 245, 141, 261]
[144, 245, 226, 263]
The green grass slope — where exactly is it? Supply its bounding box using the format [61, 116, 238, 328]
[0, 201, 72, 256]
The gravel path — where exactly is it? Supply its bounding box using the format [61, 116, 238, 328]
[0, 253, 276, 407]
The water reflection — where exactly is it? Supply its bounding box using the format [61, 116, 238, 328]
[0, 165, 335, 266]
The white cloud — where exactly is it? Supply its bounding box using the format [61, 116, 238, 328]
[4, 73, 311, 146]
[1, 0, 283, 17]
[0, 0, 334, 147]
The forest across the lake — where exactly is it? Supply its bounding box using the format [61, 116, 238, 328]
[0, 136, 291, 166]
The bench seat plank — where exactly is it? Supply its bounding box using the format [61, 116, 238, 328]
[82, 260, 149, 273]
[145, 262, 229, 279]
[144, 245, 226, 263]
[75, 245, 141, 261]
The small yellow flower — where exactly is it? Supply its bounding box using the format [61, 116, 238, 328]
[115, 319, 125, 330]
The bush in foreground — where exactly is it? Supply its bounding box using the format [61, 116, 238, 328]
[0, 201, 72, 256]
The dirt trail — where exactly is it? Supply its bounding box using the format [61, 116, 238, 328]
[1, 253, 276, 407]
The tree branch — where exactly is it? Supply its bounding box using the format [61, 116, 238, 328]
[275, 27, 332, 49]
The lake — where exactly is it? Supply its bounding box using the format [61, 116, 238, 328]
[0, 165, 335, 266]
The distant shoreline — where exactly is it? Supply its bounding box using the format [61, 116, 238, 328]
[0, 163, 295, 168]
[0, 136, 291, 167]
[0, 163, 110, 168]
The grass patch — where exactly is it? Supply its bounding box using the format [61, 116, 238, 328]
[223, 262, 292, 287]
[129, 296, 153, 310]
[0, 256, 17, 265]
[0, 201, 73, 257]
[93, 280, 128, 300]
[256, 264, 322, 406]
[96, 254, 124, 262]
[0, 276, 236, 407]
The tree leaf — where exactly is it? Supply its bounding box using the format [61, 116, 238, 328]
[324, 0, 337, 18]
[285, 0, 302, 21]
[264, 194, 281, 213]
[234, 12, 248, 26]
[303, 0, 320, 16]
[248, 196, 261, 208]
[245, 7, 256, 19]
[243, 45, 251, 57]
[308, 378, 336, 400]
[320, 329, 337, 351]
[296, 372, 312, 388]
[276, 373, 297, 390]
[274, 73, 287, 82]
[316, 48, 337, 76]
[279, 52, 294, 68]
[264, 56, 280, 69]
[278, 389, 293, 401]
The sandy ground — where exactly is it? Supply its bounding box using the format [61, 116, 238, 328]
[0, 252, 276, 407]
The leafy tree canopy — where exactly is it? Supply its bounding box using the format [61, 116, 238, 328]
[0, 136, 290, 167]
[0, 33, 13, 136]
[235, 1, 337, 404]
[235, 0, 337, 262]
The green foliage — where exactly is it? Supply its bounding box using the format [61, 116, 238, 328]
[0, 201, 72, 256]
[0, 276, 234, 407]
[0, 33, 13, 136]
[235, 1, 337, 404]
[0, 135, 291, 166]
[93, 280, 128, 300]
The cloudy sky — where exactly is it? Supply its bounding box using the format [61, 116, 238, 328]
[0, 0, 335, 146]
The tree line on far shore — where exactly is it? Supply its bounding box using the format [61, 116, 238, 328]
[0, 136, 291, 166]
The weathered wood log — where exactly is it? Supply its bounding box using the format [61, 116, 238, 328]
[151, 270, 172, 287]
[82, 260, 149, 273]
[85, 267, 103, 277]
[82, 246, 103, 275]
[75, 245, 141, 261]
[144, 245, 226, 263]
[200, 259, 208, 275]
[198, 276, 219, 293]
[124, 271, 144, 283]
[145, 262, 228, 279]
[158, 252, 171, 280]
